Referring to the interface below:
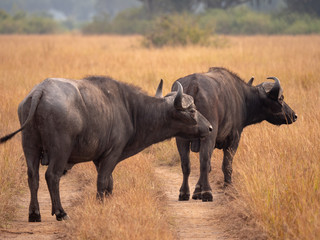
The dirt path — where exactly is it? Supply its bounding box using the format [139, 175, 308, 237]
[0, 167, 83, 240]
[155, 166, 232, 240]
[1, 165, 239, 240]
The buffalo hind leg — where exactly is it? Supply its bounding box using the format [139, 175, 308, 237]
[45, 141, 72, 221]
[25, 147, 42, 222]
[176, 138, 191, 201]
[22, 132, 42, 222]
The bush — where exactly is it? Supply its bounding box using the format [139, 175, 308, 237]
[143, 14, 211, 47]
[0, 10, 62, 34]
[280, 13, 320, 34]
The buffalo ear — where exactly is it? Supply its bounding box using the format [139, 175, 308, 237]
[173, 82, 194, 110]
[155, 79, 163, 98]
[267, 77, 281, 100]
[247, 76, 254, 86]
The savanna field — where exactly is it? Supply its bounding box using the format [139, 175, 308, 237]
[0, 35, 319, 239]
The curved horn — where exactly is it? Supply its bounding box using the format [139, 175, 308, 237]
[267, 77, 281, 99]
[155, 79, 163, 98]
[247, 76, 254, 86]
[174, 82, 184, 110]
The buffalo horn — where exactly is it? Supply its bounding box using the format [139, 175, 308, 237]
[174, 82, 184, 110]
[155, 79, 163, 98]
[248, 76, 254, 86]
[267, 77, 281, 99]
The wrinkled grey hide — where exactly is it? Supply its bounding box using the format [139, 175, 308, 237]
[172, 67, 297, 202]
[0, 76, 212, 221]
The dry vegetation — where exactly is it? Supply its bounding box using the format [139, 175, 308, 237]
[0, 34, 319, 239]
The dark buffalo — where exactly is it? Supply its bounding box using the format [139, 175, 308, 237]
[172, 67, 297, 202]
[0, 76, 212, 221]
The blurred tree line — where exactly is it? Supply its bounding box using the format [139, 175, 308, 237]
[1, 0, 320, 38]
[84, 0, 320, 42]
[0, 9, 62, 34]
[135, 0, 320, 16]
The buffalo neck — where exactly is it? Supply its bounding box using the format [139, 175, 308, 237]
[120, 94, 173, 160]
[243, 86, 265, 127]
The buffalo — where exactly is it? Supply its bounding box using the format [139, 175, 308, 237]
[172, 67, 297, 202]
[0, 76, 212, 221]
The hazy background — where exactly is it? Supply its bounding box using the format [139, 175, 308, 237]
[0, 0, 320, 40]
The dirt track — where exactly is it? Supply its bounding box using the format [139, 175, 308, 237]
[1, 165, 235, 240]
[155, 166, 232, 240]
[0, 167, 83, 240]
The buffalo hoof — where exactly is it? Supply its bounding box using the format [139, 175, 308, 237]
[29, 212, 41, 222]
[192, 192, 202, 200]
[223, 181, 232, 188]
[56, 212, 69, 221]
[201, 191, 213, 202]
[179, 193, 190, 201]
[192, 186, 202, 200]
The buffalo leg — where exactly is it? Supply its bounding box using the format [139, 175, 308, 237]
[222, 145, 238, 185]
[45, 139, 72, 221]
[95, 150, 121, 200]
[192, 178, 202, 200]
[22, 132, 42, 222]
[194, 138, 215, 202]
[107, 174, 113, 194]
[176, 137, 191, 201]
[192, 156, 213, 200]
[94, 161, 113, 198]
[25, 148, 42, 222]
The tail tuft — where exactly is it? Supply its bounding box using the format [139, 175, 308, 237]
[0, 129, 22, 144]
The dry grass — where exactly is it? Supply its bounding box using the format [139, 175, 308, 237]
[65, 154, 175, 240]
[0, 34, 319, 239]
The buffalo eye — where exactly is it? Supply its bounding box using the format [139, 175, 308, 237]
[278, 95, 284, 104]
[189, 109, 196, 117]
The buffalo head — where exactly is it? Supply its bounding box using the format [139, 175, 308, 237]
[156, 80, 213, 138]
[253, 77, 297, 125]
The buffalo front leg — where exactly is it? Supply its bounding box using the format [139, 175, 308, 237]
[94, 160, 114, 200]
[222, 138, 239, 186]
[176, 138, 191, 201]
[96, 150, 121, 201]
[97, 170, 116, 201]
[194, 138, 215, 202]
[222, 145, 238, 186]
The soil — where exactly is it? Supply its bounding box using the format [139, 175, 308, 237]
[0, 163, 262, 240]
[0, 167, 83, 240]
[155, 166, 233, 240]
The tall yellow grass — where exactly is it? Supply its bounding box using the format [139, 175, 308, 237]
[0, 35, 319, 239]
[65, 155, 175, 240]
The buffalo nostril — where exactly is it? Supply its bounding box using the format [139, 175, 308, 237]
[209, 125, 213, 132]
[294, 114, 298, 121]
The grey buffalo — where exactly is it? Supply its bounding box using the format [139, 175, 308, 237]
[172, 67, 297, 202]
[0, 76, 212, 221]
